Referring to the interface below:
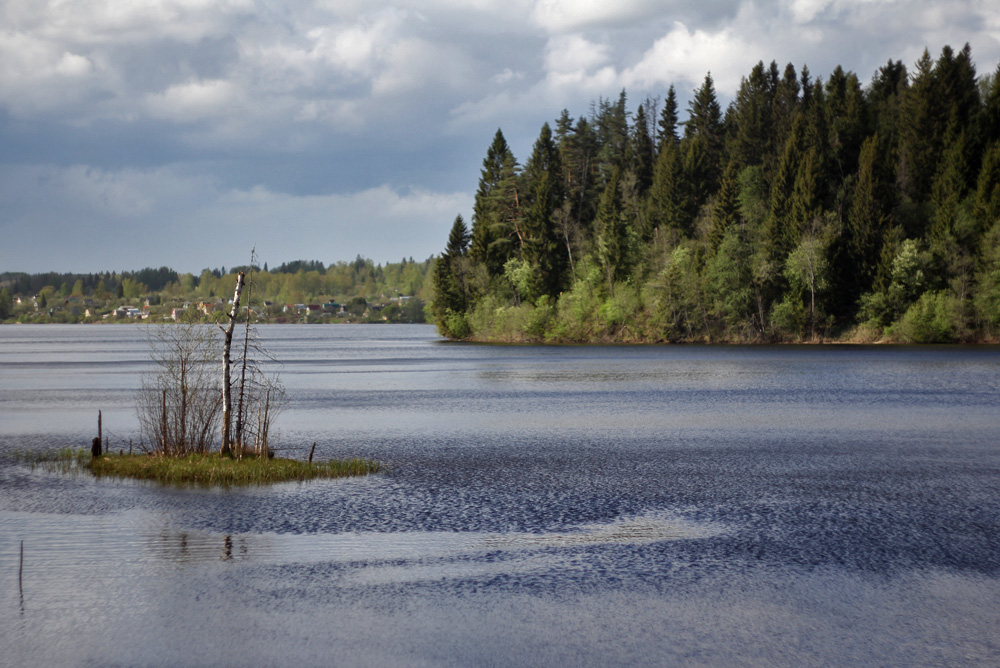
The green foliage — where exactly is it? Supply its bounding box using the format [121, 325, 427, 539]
[973, 220, 1000, 333]
[6, 256, 433, 324]
[890, 291, 960, 343]
[442, 309, 471, 339]
[428, 44, 1000, 343]
[0, 288, 12, 319]
[86, 453, 381, 486]
[860, 239, 930, 327]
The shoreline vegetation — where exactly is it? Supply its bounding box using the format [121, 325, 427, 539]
[431, 44, 1000, 345]
[0, 257, 431, 326]
[17, 448, 382, 486]
[88, 452, 382, 486]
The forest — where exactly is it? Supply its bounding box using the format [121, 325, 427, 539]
[0, 256, 432, 323]
[432, 44, 1000, 343]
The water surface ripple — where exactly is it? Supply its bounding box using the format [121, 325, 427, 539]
[1, 324, 999, 667]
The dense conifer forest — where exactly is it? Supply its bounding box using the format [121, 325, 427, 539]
[432, 44, 1000, 343]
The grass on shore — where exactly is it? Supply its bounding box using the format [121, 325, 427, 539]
[17, 448, 381, 485]
[87, 452, 382, 485]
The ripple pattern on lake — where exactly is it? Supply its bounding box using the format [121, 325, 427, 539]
[1, 325, 999, 667]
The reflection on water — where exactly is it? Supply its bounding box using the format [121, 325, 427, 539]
[1, 325, 1000, 667]
[1, 509, 717, 571]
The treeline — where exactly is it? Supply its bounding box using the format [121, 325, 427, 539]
[433, 44, 1000, 343]
[0, 256, 432, 322]
[2, 267, 181, 297]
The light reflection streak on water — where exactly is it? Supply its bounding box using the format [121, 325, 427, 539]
[0, 510, 718, 576]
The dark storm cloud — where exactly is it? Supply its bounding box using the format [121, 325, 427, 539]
[1, 0, 997, 273]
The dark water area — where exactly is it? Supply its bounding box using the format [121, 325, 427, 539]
[1, 324, 999, 667]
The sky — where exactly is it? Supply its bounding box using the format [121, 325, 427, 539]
[1, 0, 998, 275]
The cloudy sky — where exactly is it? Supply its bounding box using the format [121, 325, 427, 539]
[1, 0, 997, 274]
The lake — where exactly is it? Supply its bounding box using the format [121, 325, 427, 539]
[1, 324, 999, 667]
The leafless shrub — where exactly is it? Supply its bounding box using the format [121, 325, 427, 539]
[136, 320, 221, 455]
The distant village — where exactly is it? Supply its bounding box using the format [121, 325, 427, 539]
[0, 257, 433, 324]
[6, 293, 425, 324]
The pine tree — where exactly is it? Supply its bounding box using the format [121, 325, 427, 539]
[658, 85, 679, 149]
[825, 66, 868, 180]
[900, 49, 944, 201]
[647, 139, 692, 239]
[842, 134, 897, 306]
[974, 141, 1000, 226]
[627, 102, 656, 195]
[729, 61, 775, 169]
[595, 167, 629, 296]
[520, 123, 568, 300]
[710, 161, 741, 252]
[789, 147, 824, 243]
[432, 215, 471, 332]
[594, 90, 630, 182]
[767, 116, 806, 259]
[470, 129, 520, 277]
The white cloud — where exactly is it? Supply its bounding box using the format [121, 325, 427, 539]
[3, 0, 1000, 273]
[492, 68, 525, 84]
[545, 34, 611, 74]
[531, 0, 661, 32]
[789, 0, 833, 24]
[145, 79, 240, 121]
[624, 21, 761, 95]
[4, 0, 254, 45]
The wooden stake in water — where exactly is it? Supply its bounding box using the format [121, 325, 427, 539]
[19, 540, 24, 607]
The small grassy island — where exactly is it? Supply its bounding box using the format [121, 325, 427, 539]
[19, 448, 381, 486]
[87, 452, 381, 486]
[49, 258, 385, 488]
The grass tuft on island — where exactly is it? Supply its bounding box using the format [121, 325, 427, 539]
[85, 452, 382, 486]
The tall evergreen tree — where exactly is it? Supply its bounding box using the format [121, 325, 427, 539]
[658, 85, 680, 149]
[432, 215, 471, 332]
[682, 74, 725, 210]
[470, 129, 520, 278]
[900, 49, 944, 202]
[594, 90, 630, 182]
[595, 167, 630, 295]
[627, 103, 656, 194]
[710, 160, 741, 252]
[520, 123, 568, 299]
[841, 133, 897, 308]
[729, 61, 776, 169]
[825, 66, 868, 180]
[647, 139, 693, 239]
[974, 141, 1000, 226]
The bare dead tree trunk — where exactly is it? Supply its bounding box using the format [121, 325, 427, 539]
[235, 257, 254, 453]
[220, 272, 246, 457]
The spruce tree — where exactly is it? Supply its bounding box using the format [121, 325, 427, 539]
[470, 129, 520, 278]
[974, 141, 1000, 226]
[520, 123, 568, 299]
[825, 67, 868, 180]
[729, 61, 775, 169]
[595, 167, 629, 296]
[627, 103, 655, 194]
[842, 133, 897, 308]
[647, 139, 692, 239]
[657, 84, 679, 149]
[710, 161, 741, 252]
[432, 215, 471, 332]
[900, 49, 943, 202]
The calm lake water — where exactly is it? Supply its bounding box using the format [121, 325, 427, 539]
[1, 324, 999, 667]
